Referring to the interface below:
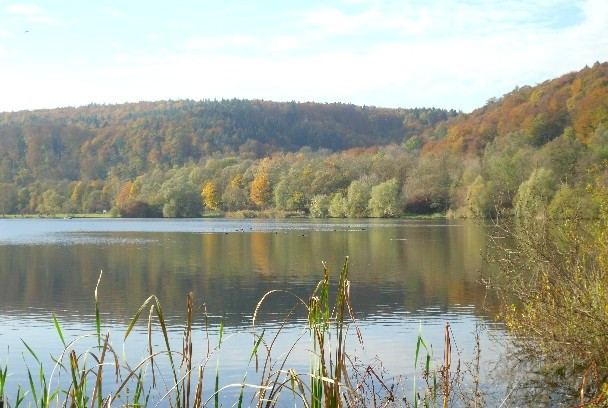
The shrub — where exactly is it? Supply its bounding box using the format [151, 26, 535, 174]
[487, 162, 608, 390]
[119, 200, 161, 218]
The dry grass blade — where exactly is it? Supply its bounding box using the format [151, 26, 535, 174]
[90, 331, 110, 408]
[204, 383, 272, 407]
[183, 292, 194, 408]
[257, 307, 299, 407]
[253, 290, 308, 327]
[355, 366, 394, 404]
[288, 369, 311, 408]
[192, 366, 203, 408]
[109, 350, 171, 405]
[443, 323, 451, 408]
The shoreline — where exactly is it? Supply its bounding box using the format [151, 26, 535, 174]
[1, 212, 447, 220]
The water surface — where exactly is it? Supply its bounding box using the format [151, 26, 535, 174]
[0, 218, 507, 404]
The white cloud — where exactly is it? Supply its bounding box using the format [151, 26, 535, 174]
[268, 35, 307, 53]
[282, 0, 607, 110]
[96, 8, 128, 19]
[181, 35, 257, 52]
[29, 15, 58, 24]
[301, 0, 580, 39]
[0, 0, 606, 112]
[6, 4, 43, 15]
[302, 8, 382, 36]
[6, 3, 61, 25]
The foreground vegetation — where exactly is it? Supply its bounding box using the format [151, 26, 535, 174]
[1, 256, 605, 406]
[1, 63, 607, 219]
[484, 161, 608, 405]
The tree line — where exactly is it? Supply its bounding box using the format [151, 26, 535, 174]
[0, 62, 607, 218]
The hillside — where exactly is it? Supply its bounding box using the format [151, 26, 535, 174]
[424, 61, 608, 155]
[0, 100, 454, 182]
[0, 62, 606, 217]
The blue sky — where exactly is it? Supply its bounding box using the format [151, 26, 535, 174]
[0, 0, 607, 112]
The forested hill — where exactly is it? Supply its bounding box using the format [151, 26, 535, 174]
[0, 100, 455, 181]
[423, 61, 608, 155]
[0, 62, 606, 218]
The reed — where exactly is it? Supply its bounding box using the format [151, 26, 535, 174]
[0, 356, 8, 408]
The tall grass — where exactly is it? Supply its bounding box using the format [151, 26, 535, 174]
[1, 260, 491, 407]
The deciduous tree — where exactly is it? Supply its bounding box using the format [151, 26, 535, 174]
[250, 173, 271, 207]
[201, 180, 221, 211]
[368, 178, 399, 218]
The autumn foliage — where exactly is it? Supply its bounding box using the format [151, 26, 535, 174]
[0, 62, 606, 217]
[250, 174, 271, 208]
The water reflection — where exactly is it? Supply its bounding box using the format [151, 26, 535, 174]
[0, 218, 505, 402]
[0, 219, 497, 325]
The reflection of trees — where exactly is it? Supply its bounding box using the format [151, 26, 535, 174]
[0, 221, 500, 328]
[250, 232, 271, 276]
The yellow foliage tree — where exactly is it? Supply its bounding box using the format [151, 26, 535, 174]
[201, 180, 221, 211]
[70, 181, 85, 204]
[130, 180, 142, 198]
[230, 174, 244, 189]
[250, 173, 271, 207]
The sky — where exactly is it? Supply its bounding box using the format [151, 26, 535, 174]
[0, 0, 607, 113]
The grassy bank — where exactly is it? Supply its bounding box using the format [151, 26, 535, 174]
[1, 211, 447, 220]
[0, 213, 112, 219]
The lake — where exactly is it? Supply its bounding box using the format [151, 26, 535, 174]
[0, 218, 508, 405]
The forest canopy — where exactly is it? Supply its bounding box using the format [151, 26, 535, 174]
[0, 62, 607, 218]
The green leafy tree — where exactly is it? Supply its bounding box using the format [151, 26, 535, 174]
[368, 178, 399, 218]
[159, 174, 202, 218]
[466, 175, 493, 217]
[403, 152, 461, 213]
[537, 132, 584, 178]
[403, 135, 423, 155]
[38, 188, 63, 214]
[274, 179, 293, 210]
[222, 185, 249, 211]
[309, 194, 330, 218]
[513, 168, 557, 218]
[0, 183, 18, 214]
[546, 183, 598, 219]
[481, 131, 534, 210]
[328, 192, 347, 218]
[83, 190, 107, 213]
[17, 187, 30, 213]
[589, 123, 608, 160]
[346, 178, 372, 218]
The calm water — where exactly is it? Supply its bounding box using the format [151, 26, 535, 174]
[0, 218, 508, 404]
